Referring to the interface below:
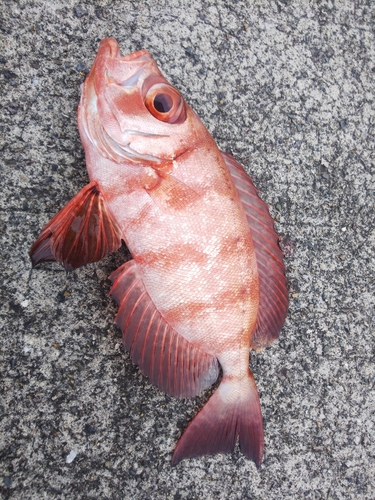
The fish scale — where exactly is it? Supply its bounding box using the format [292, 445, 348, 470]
[30, 38, 288, 467]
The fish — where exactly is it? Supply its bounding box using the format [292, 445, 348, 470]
[29, 38, 288, 466]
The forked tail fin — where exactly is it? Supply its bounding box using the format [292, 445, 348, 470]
[172, 371, 264, 466]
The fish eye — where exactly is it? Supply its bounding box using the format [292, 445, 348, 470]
[153, 93, 173, 113]
[145, 83, 186, 124]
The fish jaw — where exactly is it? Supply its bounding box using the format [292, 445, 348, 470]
[77, 38, 204, 174]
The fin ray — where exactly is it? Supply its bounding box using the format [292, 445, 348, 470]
[30, 181, 122, 271]
[222, 151, 289, 350]
[172, 372, 264, 466]
[109, 260, 219, 398]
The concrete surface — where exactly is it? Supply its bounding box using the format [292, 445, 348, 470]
[1, 1, 375, 499]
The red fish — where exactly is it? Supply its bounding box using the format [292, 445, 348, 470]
[30, 38, 288, 466]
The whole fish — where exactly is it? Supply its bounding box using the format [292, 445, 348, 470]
[30, 38, 288, 466]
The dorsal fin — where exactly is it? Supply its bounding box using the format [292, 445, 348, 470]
[109, 260, 219, 398]
[221, 151, 288, 350]
[29, 181, 123, 271]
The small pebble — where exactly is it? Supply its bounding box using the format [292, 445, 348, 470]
[85, 424, 96, 434]
[3, 477, 12, 488]
[66, 450, 77, 464]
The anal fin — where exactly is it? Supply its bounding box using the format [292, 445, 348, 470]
[109, 260, 219, 398]
[30, 181, 123, 271]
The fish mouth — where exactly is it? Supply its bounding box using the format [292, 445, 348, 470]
[120, 49, 151, 62]
[99, 38, 152, 63]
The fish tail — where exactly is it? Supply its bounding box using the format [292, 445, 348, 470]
[171, 370, 264, 466]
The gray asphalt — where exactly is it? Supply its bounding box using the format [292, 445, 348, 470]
[1, 1, 374, 499]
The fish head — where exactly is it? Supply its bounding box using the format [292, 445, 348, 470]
[78, 38, 203, 170]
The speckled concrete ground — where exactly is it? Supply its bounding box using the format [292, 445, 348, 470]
[1, 1, 374, 499]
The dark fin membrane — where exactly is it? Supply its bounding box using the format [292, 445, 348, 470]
[29, 181, 122, 271]
[222, 151, 289, 350]
[172, 371, 264, 466]
[109, 260, 219, 398]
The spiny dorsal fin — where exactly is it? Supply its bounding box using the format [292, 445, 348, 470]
[222, 151, 288, 350]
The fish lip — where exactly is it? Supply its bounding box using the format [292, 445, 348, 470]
[98, 38, 121, 58]
[99, 38, 151, 63]
[120, 49, 152, 62]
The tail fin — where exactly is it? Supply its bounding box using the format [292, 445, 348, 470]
[172, 371, 264, 466]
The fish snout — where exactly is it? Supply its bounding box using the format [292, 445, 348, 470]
[98, 38, 151, 63]
[97, 38, 121, 59]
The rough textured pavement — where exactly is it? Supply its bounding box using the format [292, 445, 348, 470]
[1, 1, 375, 499]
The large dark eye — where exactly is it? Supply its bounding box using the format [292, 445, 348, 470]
[153, 93, 173, 113]
[145, 83, 186, 124]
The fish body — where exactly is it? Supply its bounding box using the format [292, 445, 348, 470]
[30, 39, 288, 466]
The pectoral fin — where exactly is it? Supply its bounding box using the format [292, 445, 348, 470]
[30, 181, 122, 271]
